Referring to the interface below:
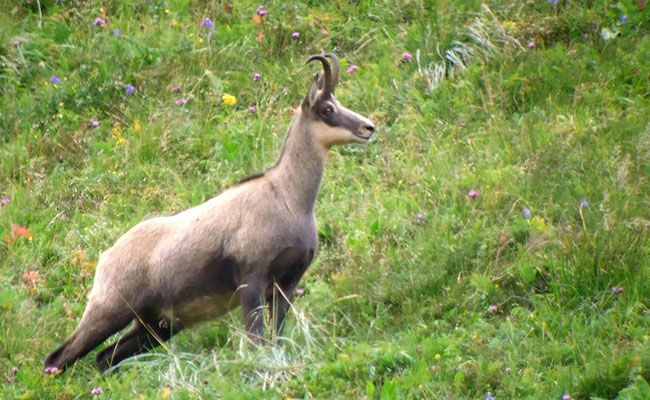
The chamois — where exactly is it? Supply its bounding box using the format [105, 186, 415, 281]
[44, 53, 375, 373]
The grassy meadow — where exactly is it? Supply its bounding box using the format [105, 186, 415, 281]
[1, 0, 649, 398]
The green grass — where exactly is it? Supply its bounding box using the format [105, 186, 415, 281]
[1, 0, 649, 398]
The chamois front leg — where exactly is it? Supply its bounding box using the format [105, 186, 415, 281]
[239, 277, 268, 344]
[267, 285, 292, 336]
[266, 248, 312, 336]
[267, 269, 306, 336]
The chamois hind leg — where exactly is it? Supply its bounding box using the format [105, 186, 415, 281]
[44, 298, 134, 373]
[95, 314, 184, 372]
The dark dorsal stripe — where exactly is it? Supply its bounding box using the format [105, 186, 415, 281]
[237, 172, 265, 185]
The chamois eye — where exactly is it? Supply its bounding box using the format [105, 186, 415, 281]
[321, 107, 334, 117]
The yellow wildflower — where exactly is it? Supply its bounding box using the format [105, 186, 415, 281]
[222, 93, 237, 106]
[530, 215, 546, 232]
[112, 122, 125, 145]
[161, 387, 172, 399]
[133, 120, 142, 134]
[502, 21, 517, 31]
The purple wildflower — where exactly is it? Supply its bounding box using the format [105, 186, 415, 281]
[416, 212, 425, 224]
[526, 41, 535, 49]
[88, 118, 100, 128]
[295, 288, 305, 297]
[488, 304, 498, 313]
[347, 64, 358, 74]
[44, 366, 60, 375]
[561, 393, 573, 400]
[252, 72, 262, 82]
[248, 105, 257, 113]
[200, 18, 214, 31]
[93, 18, 106, 27]
[125, 84, 136, 95]
[13, 39, 23, 47]
[619, 15, 628, 24]
[485, 392, 495, 400]
[523, 208, 531, 219]
[175, 98, 187, 106]
[549, 0, 558, 5]
[171, 85, 182, 93]
[50, 75, 62, 85]
[291, 31, 299, 40]
[468, 189, 478, 199]
[401, 52, 413, 63]
[0, 197, 10, 206]
[113, 28, 121, 37]
[610, 286, 624, 295]
[256, 5, 267, 17]
[580, 198, 589, 208]
[91, 387, 103, 395]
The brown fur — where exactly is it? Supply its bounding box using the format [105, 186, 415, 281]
[44, 54, 375, 373]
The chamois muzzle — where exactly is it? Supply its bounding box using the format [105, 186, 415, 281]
[355, 123, 376, 141]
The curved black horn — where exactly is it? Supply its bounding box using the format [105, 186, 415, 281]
[324, 53, 339, 91]
[306, 54, 333, 95]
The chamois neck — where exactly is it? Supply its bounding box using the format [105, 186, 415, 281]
[268, 111, 327, 214]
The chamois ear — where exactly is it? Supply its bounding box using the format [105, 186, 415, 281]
[302, 73, 320, 109]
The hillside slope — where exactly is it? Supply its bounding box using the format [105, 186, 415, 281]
[1, 1, 648, 398]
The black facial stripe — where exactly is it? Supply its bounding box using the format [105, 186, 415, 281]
[315, 98, 335, 115]
[313, 95, 362, 131]
[323, 107, 361, 130]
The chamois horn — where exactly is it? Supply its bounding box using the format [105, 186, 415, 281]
[324, 53, 339, 91]
[306, 54, 333, 95]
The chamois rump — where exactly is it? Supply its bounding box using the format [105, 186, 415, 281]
[44, 53, 375, 373]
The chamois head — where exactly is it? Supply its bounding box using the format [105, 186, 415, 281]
[302, 53, 375, 148]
